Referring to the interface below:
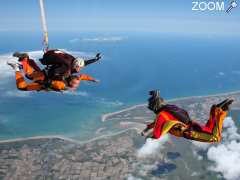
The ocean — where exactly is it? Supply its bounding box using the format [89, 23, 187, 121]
[0, 31, 240, 140]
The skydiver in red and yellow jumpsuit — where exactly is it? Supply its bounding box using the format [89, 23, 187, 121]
[142, 90, 233, 143]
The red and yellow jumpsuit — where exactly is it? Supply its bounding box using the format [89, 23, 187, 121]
[147, 107, 227, 143]
[15, 57, 95, 91]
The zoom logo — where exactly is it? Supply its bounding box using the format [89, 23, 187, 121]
[192, 1, 225, 11]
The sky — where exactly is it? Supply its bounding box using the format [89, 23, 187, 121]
[0, 0, 240, 36]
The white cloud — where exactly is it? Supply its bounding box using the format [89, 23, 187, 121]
[191, 117, 240, 179]
[4, 90, 32, 98]
[130, 161, 159, 178]
[97, 98, 123, 106]
[222, 117, 240, 141]
[218, 72, 225, 76]
[192, 141, 210, 151]
[207, 141, 240, 180]
[191, 172, 200, 177]
[69, 36, 126, 44]
[231, 71, 240, 75]
[69, 38, 80, 43]
[127, 174, 143, 180]
[27, 51, 44, 59]
[64, 50, 96, 60]
[82, 36, 126, 42]
[0, 54, 17, 81]
[0, 51, 44, 82]
[206, 117, 240, 180]
[63, 91, 89, 97]
[137, 135, 169, 158]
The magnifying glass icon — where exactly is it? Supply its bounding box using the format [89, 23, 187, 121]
[226, 1, 238, 13]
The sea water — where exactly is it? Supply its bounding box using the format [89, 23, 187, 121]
[0, 31, 240, 140]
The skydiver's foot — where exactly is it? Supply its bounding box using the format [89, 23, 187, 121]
[216, 99, 234, 111]
[7, 61, 21, 72]
[222, 99, 234, 111]
[13, 52, 29, 60]
[216, 99, 229, 108]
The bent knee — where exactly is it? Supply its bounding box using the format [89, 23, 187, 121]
[16, 82, 27, 91]
[51, 81, 66, 91]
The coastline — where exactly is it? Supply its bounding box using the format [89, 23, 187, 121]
[0, 135, 79, 144]
[101, 90, 240, 122]
[0, 128, 141, 145]
[1, 90, 240, 145]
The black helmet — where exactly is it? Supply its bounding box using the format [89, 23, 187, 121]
[148, 90, 165, 113]
[13, 52, 29, 60]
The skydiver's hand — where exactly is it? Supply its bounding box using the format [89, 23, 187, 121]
[141, 128, 149, 136]
[141, 131, 146, 136]
[92, 79, 100, 83]
[95, 53, 101, 60]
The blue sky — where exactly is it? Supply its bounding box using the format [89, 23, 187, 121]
[0, 0, 240, 36]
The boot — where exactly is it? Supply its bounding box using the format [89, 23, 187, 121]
[216, 99, 234, 111]
[13, 52, 29, 60]
[7, 61, 22, 72]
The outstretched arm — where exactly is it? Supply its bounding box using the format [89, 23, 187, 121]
[78, 74, 100, 83]
[84, 53, 101, 66]
[147, 122, 155, 129]
[141, 121, 155, 137]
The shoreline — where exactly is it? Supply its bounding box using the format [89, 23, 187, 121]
[0, 128, 142, 145]
[101, 90, 240, 122]
[0, 135, 79, 144]
[1, 90, 240, 145]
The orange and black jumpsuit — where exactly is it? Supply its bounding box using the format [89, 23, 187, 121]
[15, 57, 96, 91]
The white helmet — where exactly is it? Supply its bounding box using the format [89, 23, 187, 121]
[73, 57, 85, 68]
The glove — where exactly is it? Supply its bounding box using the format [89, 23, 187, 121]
[141, 128, 149, 136]
[92, 79, 100, 83]
[95, 53, 101, 60]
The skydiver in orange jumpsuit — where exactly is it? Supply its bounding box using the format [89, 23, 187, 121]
[7, 52, 99, 91]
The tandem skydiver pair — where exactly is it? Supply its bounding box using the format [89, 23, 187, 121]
[7, 49, 101, 91]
